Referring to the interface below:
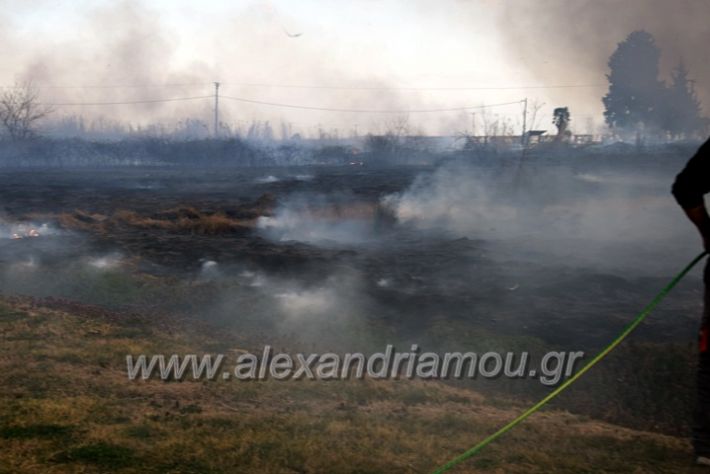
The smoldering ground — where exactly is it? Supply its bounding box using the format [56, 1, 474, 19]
[0, 150, 705, 435]
[257, 192, 385, 245]
[0, 154, 701, 350]
[382, 157, 698, 275]
[4, 4, 710, 468]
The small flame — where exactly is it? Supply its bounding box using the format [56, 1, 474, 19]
[10, 228, 41, 239]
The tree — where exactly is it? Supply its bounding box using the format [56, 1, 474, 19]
[663, 61, 703, 138]
[552, 107, 571, 141]
[365, 116, 410, 156]
[0, 82, 52, 140]
[602, 31, 666, 132]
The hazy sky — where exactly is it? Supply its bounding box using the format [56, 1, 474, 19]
[1, 0, 706, 136]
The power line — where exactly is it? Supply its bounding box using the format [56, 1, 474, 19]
[1, 82, 606, 91]
[40, 95, 213, 106]
[220, 82, 606, 91]
[37, 93, 525, 113]
[2, 83, 210, 90]
[220, 96, 525, 113]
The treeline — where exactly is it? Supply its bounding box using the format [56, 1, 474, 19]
[0, 134, 702, 169]
[603, 30, 707, 138]
[0, 136, 363, 168]
[0, 137, 263, 168]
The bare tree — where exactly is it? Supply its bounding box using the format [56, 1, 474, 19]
[526, 99, 545, 132]
[365, 115, 411, 158]
[0, 82, 52, 140]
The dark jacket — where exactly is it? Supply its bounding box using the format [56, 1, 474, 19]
[673, 138, 710, 209]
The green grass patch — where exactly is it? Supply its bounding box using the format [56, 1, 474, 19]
[0, 423, 72, 439]
[52, 442, 138, 468]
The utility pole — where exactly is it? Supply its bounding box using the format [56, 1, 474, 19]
[521, 97, 528, 146]
[213, 81, 220, 138]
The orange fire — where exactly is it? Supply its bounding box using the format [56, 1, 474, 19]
[10, 228, 40, 239]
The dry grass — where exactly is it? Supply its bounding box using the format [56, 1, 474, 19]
[56, 209, 108, 232]
[58, 207, 254, 236]
[0, 297, 702, 474]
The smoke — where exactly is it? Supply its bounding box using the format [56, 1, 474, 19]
[257, 194, 378, 245]
[497, 0, 710, 114]
[4, 1, 707, 136]
[86, 253, 124, 270]
[270, 273, 374, 350]
[0, 1, 444, 135]
[382, 160, 696, 273]
[199, 265, 378, 351]
[382, 165, 519, 237]
[275, 285, 340, 319]
[256, 175, 281, 184]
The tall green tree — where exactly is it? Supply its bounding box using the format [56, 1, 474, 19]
[603, 31, 666, 132]
[662, 61, 703, 138]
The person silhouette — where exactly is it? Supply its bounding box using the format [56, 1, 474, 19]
[673, 137, 710, 466]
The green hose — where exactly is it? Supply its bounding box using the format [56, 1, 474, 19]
[432, 251, 708, 474]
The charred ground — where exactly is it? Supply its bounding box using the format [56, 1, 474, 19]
[0, 149, 706, 472]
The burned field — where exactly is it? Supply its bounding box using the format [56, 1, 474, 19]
[0, 155, 707, 472]
[0, 160, 700, 344]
